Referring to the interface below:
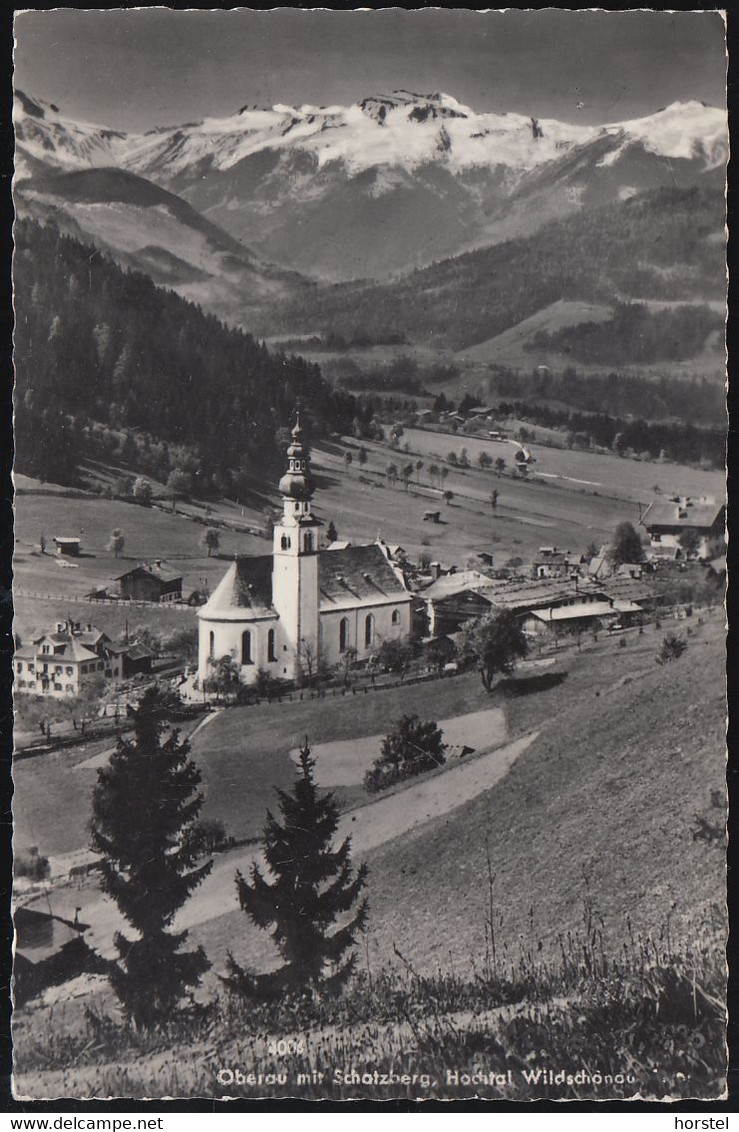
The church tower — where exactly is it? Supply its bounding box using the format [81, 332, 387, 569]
[272, 413, 322, 680]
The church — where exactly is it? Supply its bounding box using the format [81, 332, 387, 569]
[197, 415, 412, 686]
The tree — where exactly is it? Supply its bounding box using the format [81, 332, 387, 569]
[678, 527, 702, 559]
[448, 451, 459, 466]
[401, 463, 414, 491]
[459, 448, 469, 468]
[39, 532, 47, 555]
[608, 521, 645, 567]
[344, 450, 353, 468]
[228, 742, 368, 994]
[490, 490, 499, 511]
[77, 675, 107, 734]
[457, 609, 529, 691]
[132, 477, 153, 507]
[201, 528, 220, 557]
[365, 714, 446, 793]
[478, 451, 493, 469]
[357, 447, 368, 466]
[443, 490, 454, 506]
[108, 528, 125, 558]
[90, 687, 212, 1028]
[336, 646, 358, 688]
[326, 520, 338, 544]
[386, 463, 399, 488]
[206, 654, 240, 701]
[372, 636, 414, 675]
[167, 467, 192, 506]
[495, 457, 506, 477]
[429, 463, 439, 487]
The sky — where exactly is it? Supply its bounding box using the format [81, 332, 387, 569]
[13, 8, 726, 132]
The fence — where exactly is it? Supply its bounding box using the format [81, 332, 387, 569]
[15, 587, 196, 612]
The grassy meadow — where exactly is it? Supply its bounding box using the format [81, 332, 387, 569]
[13, 614, 726, 1100]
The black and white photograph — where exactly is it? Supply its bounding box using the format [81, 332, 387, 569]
[10, 7, 728, 1103]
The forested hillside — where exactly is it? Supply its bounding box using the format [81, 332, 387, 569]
[276, 187, 725, 351]
[13, 220, 357, 492]
[523, 301, 723, 367]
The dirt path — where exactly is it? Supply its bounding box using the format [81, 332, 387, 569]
[31, 731, 538, 959]
[296, 706, 507, 786]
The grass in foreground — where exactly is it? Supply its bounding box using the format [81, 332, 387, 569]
[13, 915, 725, 1102]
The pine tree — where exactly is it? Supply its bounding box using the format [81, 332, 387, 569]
[229, 743, 368, 996]
[90, 687, 212, 1028]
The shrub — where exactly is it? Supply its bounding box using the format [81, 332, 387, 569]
[657, 633, 687, 665]
[15, 847, 50, 881]
[365, 714, 445, 793]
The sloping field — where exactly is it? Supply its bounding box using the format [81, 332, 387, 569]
[202, 614, 725, 980]
[455, 299, 612, 367]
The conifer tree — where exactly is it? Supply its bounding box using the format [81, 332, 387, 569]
[229, 743, 368, 995]
[90, 687, 212, 1028]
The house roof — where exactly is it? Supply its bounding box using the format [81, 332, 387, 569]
[53, 537, 80, 545]
[14, 906, 82, 963]
[26, 636, 99, 663]
[488, 579, 604, 612]
[530, 601, 618, 623]
[124, 643, 153, 661]
[641, 501, 724, 531]
[421, 570, 498, 601]
[115, 561, 183, 584]
[600, 578, 655, 604]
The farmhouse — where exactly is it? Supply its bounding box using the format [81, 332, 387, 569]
[197, 416, 412, 685]
[640, 497, 725, 560]
[14, 620, 152, 697]
[531, 547, 583, 580]
[115, 561, 183, 603]
[53, 536, 81, 557]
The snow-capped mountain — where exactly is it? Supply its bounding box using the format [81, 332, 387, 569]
[14, 88, 726, 281]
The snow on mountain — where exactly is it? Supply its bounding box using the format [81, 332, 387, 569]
[13, 90, 128, 179]
[16, 88, 726, 184]
[14, 88, 726, 282]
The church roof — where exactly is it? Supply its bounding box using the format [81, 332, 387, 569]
[319, 544, 409, 607]
[200, 556, 276, 619]
[200, 543, 409, 620]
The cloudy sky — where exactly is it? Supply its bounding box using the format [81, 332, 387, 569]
[14, 8, 726, 132]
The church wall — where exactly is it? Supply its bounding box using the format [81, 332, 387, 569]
[197, 615, 283, 686]
[320, 598, 412, 669]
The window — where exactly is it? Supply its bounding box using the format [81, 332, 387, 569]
[364, 613, 374, 648]
[268, 629, 276, 663]
[66, 684, 74, 692]
[54, 666, 62, 675]
[42, 645, 50, 655]
[281, 535, 291, 550]
[241, 631, 253, 665]
[66, 666, 73, 676]
[391, 609, 401, 626]
[304, 532, 313, 552]
[209, 631, 215, 660]
[54, 683, 62, 692]
[339, 617, 349, 653]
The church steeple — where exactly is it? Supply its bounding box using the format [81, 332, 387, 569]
[272, 410, 321, 679]
[278, 410, 315, 508]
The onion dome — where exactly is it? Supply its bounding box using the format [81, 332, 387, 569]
[278, 413, 315, 500]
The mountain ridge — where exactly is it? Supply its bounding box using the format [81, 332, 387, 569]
[14, 88, 726, 281]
